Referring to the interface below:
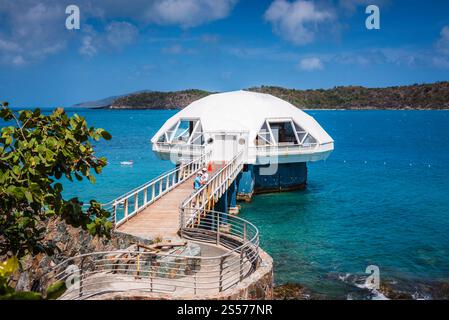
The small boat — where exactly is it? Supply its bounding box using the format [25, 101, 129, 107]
[120, 160, 134, 166]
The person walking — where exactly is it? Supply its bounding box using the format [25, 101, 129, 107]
[200, 167, 209, 185]
[192, 172, 203, 207]
[193, 172, 202, 190]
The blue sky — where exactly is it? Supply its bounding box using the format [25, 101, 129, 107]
[1, 0, 449, 107]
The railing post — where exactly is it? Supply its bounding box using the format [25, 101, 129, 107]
[216, 211, 220, 245]
[243, 223, 247, 242]
[240, 249, 244, 281]
[179, 208, 185, 237]
[113, 203, 117, 228]
[152, 184, 156, 201]
[79, 257, 85, 298]
[219, 256, 224, 292]
[124, 199, 129, 218]
[150, 262, 153, 292]
[143, 188, 147, 205]
[134, 193, 138, 212]
[194, 273, 197, 295]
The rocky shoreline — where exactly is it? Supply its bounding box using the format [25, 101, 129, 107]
[5, 219, 150, 295]
[6, 218, 449, 300]
[274, 279, 449, 300]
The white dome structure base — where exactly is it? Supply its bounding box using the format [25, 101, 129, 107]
[151, 90, 334, 164]
[151, 90, 334, 199]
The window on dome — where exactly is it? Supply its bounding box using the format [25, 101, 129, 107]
[255, 119, 318, 147]
[268, 121, 298, 145]
[189, 122, 204, 145]
[301, 134, 317, 147]
[292, 121, 317, 146]
[255, 122, 272, 146]
[293, 123, 308, 144]
[160, 119, 204, 145]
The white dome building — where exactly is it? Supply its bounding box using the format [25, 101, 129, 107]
[151, 90, 334, 198]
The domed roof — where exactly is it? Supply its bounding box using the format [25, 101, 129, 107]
[152, 90, 333, 145]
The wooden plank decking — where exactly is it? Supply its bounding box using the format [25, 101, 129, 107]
[117, 163, 223, 240]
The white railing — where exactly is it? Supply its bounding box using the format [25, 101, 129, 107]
[250, 143, 319, 156]
[43, 149, 262, 300]
[180, 150, 244, 229]
[41, 210, 259, 300]
[107, 152, 210, 228]
[152, 142, 205, 156]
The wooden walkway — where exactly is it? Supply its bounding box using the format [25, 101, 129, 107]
[117, 164, 223, 240]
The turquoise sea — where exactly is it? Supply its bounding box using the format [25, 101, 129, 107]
[62, 109, 449, 299]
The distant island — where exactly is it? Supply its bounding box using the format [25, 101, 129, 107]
[73, 82, 449, 110]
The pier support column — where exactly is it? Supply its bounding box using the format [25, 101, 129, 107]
[236, 165, 255, 202]
[254, 162, 307, 193]
[214, 188, 228, 225]
[228, 179, 239, 215]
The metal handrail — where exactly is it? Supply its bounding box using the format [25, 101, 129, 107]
[45, 149, 261, 300]
[41, 210, 259, 299]
[180, 150, 244, 227]
[250, 143, 319, 154]
[152, 142, 206, 155]
[110, 151, 211, 228]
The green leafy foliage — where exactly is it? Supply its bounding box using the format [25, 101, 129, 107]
[0, 256, 18, 295]
[0, 102, 113, 258]
[45, 280, 67, 300]
[0, 256, 41, 299]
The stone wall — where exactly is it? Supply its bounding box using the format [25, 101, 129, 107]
[214, 248, 273, 300]
[8, 218, 151, 293]
[7, 220, 274, 301]
[87, 248, 274, 300]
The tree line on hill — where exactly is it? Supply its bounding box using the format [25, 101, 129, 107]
[94, 82, 449, 110]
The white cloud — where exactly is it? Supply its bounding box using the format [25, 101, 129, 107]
[0, 0, 235, 65]
[128, 64, 156, 80]
[79, 22, 139, 58]
[436, 26, 449, 55]
[432, 56, 449, 69]
[106, 22, 138, 48]
[79, 35, 98, 58]
[161, 44, 197, 55]
[0, 1, 66, 65]
[145, 0, 238, 28]
[12, 55, 26, 66]
[339, 0, 390, 13]
[264, 0, 334, 45]
[298, 57, 324, 71]
[201, 34, 220, 43]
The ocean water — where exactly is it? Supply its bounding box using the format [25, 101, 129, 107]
[61, 109, 449, 299]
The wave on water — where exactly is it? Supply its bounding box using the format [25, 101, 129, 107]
[332, 271, 449, 300]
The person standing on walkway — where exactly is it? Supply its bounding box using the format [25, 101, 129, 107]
[194, 172, 202, 190]
[200, 167, 209, 185]
[192, 172, 203, 207]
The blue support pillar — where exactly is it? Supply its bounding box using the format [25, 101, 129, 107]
[214, 188, 228, 224]
[236, 165, 255, 202]
[254, 162, 307, 193]
[228, 179, 239, 215]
